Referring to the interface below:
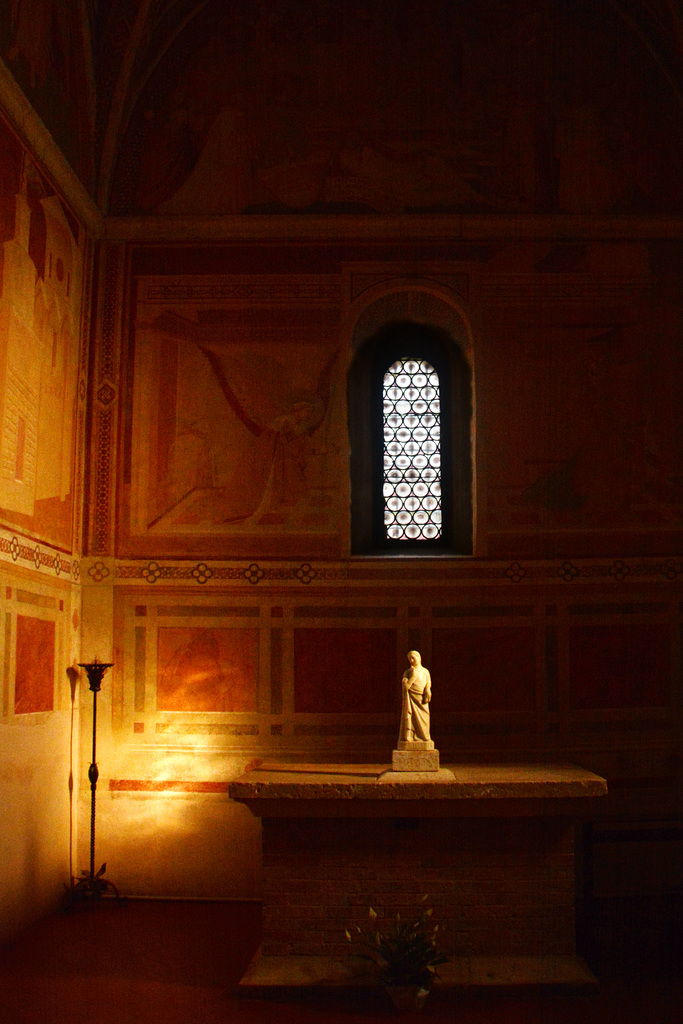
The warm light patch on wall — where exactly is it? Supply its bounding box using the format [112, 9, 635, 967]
[156, 627, 258, 712]
[15, 614, 55, 713]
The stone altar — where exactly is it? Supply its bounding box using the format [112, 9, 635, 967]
[229, 762, 607, 990]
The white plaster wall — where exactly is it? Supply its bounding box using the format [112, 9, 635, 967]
[90, 789, 262, 899]
[0, 711, 75, 944]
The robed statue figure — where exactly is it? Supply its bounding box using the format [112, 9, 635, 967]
[398, 650, 432, 746]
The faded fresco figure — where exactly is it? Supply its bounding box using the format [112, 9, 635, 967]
[398, 650, 432, 745]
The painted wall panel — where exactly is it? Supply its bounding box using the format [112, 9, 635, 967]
[431, 625, 537, 714]
[14, 613, 54, 713]
[121, 275, 346, 559]
[293, 627, 397, 714]
[569, 624, 670, 710]
[157, 627, 258, 712]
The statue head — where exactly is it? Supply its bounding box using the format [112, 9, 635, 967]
[407, 650, 421, 667]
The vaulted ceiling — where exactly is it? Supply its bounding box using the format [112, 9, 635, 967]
[4, 0, 683, 214]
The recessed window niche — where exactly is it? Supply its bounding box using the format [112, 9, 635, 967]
[348, 289, 474, 555]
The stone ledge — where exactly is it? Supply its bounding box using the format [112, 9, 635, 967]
[378, 766, 454, 783]
[229, 763, 608, 816]
[462, 956, 598, 990]
[238, 949, 598, 992]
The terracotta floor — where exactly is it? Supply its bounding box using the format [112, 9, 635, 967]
[0, 900, 681, 1024]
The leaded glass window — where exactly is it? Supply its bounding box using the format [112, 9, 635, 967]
[383, 358, 441, 541]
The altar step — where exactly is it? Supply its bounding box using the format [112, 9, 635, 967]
[238, 948, 599, 992]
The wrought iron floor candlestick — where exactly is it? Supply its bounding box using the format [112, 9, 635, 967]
[68, 659, 122, 905]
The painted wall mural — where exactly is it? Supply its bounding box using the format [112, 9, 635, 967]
[0, 117, 86, 552]
[110, 0, 683, 216]
[123, 275, 346, 558]
[484, 313, 683, 555]
[104, 238, 683, 562]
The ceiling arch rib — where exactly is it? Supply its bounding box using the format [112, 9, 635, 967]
[97, 0, 214, 212]
[607, 0, 683, 105]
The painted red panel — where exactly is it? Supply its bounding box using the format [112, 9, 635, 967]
[294, 628, 397, 714]
[157, 627, 258, 712]
[431, 627, 536, 713]
[569, 624, 670, 709]
[15, 615, 55, 714]
[109, 779, 230, 793]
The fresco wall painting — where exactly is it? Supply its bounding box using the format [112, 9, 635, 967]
[0, 116, 87, 555]
[0, 103, 88, 936]
[157, 626, 258, 713]
[106, 239, 683, 564]
[122, 273, 347, 559]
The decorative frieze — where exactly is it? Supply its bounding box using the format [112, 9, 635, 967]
[81, 556, 683, 587]
[0, 525, 77, 579]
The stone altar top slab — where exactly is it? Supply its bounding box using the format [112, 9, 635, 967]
[229, 762, 607, 818]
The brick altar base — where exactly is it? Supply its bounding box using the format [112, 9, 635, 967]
[260, 816, 577, 961]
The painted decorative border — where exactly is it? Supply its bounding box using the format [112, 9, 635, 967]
[78, 556, 683, 587]
[86, 242, 123, 557]
[5, 547, 676, 589]
[141, 275, 342, 305]
[0, 526, 78, 580]
[104, 213, 683, 244]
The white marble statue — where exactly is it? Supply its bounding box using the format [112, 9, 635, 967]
[398, 650, 432, 746]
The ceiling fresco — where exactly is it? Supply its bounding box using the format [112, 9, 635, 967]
[1, 0, 683, 210]
[104, 0, 683, 215]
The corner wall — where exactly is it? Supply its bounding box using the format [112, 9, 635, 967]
[0, 569, 81, 943]
[0, 77, 96, 941]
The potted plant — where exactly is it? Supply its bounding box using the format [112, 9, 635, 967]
[345, 898, 447, 1011]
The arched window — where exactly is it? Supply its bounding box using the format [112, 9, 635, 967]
[349, 319, 473, 555]
[383, 357, 442, 541]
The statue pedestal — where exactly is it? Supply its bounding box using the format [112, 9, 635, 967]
[392, 747, 440, 771]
